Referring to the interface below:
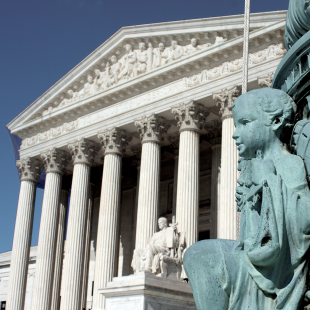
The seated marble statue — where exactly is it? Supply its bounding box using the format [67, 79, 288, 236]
[184, 88, 310, 310]
[132, 217, 185, 278]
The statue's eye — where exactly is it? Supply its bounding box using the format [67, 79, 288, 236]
[241, 119, 251, 125]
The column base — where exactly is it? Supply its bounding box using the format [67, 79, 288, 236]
[99, 272, 196, 310]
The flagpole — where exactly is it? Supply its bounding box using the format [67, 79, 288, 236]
[242, 0, 251, 94]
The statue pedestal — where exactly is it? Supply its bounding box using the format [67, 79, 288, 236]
[99, 271, 196, 310]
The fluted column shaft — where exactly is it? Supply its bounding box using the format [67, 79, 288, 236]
[92, 128, 130, 310]
[81, 184, 94, 310]
[176, 131, 200, 247]
[211, 144, 221, 239]
[134, 115, 170, 251]
[213, 86, 240, 240]
[7, 182, 37, 310]
[31, 173, 62, 310]
[60, 139, 98, 310]
[50, 189, 69, 310]
[218, 117, 238, 239]
[31, 149, 68, 310]
[6, 158, 41, 310]
[135, 142, 161, 249]
[172, 101, 208, 249]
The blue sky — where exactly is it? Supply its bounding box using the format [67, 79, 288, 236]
[0, 0, 289, 253]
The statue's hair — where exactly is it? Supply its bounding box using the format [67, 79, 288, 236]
[158, 217, 168, 225]
[233, 88, 296, 143]
[234, 88, 296, 125]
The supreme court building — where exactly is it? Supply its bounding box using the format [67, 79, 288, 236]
[1, 10, 287, 310]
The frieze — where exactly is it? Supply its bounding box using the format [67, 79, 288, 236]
[183, 43, 285, 87]
[20, 43, 286, 150]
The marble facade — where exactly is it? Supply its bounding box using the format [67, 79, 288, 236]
[1, 11, 287, 310]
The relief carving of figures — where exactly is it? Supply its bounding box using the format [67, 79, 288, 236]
[135, 42, 148, 75]
[167, 40, 184, 62]
[152, 42, 168, 68]
[110, 55, 121, 85]
[41, 39, 286, 117]
[132, 217, 186, 280]
[184, 43, 286, 87]
[119, 43, 137, 80]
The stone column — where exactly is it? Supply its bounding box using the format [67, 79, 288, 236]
[204, 121, 222, 239]
[6, 158, 41, 310]
[31, 149, 68, 310]
[131, 146, 142, 258]
[172, 101, 209, 248]
[213, 86, 241, 240]
[92, 129, 131, 310]
[81, 183, 95, 310]
[50, 175, 71, 310]
[134, 115, 170, 250]
[168, 136, 179, 217]
[211, 143, 221, 239]
[60, 139, 99, 310]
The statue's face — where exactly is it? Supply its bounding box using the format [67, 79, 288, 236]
[95, 69, 100, 77]
[87, 76, 93, 83]
[191, 38, 197, 47]
[139, 43, 146, 51]
[159, 43, 164, 51]
[111, 56, 117, 64]
[125, 44, 132, 52]
[171, 41, 177, 49]
[158, 220, 167, 230]
[232, 96, 270, 159]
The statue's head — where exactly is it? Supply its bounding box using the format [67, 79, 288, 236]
[110, 55, 117, 64]
[191, 38, 197, 47]
[171, 40, 178, 49]
[125, 44, 132, 52]
[159, 43, 165, 51]
[158, 217, 168, 230]
[87, 74, 93, 83]
[139, 42, 146, 51]
[232, 88, 296, 159]
[94, 69, 101, 77]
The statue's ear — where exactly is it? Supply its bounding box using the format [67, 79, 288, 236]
[271, 115, 284, 131]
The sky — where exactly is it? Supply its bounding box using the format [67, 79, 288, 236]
[0, 0, 290, 254]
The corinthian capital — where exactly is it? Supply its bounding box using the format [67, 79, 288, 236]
[171, 101, 209, 133]
[16, 157, 42, 182]
[41, 149, 70, 174]
[98, 128, 132, 156]
[213, 86, 241, 119]
[67, 138, 99, 166]
[134, 114, 171, 144]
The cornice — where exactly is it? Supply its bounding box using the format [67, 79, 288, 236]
[7, 15, 286, 133]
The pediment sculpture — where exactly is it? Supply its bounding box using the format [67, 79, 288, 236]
[41, 36, 228, 116]
[132, 217, 186, 280]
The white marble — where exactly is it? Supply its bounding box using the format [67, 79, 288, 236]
[213, 88, 240, 239]
[50, 188, 69, 310]
[81, 184, 94, 310]
[92, 129, 130, 310]
[172, 101, 208, 249]
[100, 272, 196, 310]
[31, 149, 68, 310]
[6, 158, 41, 310]
[60, 139, 98, 310]
[134, 115, 170, 250]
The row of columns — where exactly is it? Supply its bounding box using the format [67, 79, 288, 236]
[7, 91, 240, 310]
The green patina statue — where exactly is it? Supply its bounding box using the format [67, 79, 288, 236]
[184, 88, 310, 310]
[184, 0, 310, 308]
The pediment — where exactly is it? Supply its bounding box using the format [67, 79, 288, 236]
[7, 11, 287, 140]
